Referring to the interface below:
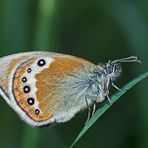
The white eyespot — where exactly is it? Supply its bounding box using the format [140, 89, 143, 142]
[22, 77, 27, 83]
[27, 97, 35, 105]
[37, 59, 46, 67]
[35, 109, 40, 115]
[27, 68, 32, 73]
[23, 86, 31, 93]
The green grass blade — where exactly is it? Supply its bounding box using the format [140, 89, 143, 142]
[70, 72, 148, 148]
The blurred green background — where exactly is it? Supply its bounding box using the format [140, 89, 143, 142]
[0, 0, 148, 148]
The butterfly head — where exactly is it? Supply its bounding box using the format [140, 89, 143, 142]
[102, 56, 141, 82]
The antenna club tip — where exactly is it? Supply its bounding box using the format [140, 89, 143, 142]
[133, 56, 142, 63]
[137, 59, 142, 63]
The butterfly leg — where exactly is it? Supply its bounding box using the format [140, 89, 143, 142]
[112, 83, 122, 91]
[85, 95, 97, 124]
[106, 94, 111, 103]
[112, 82, 127, 91]
[85, 95, 92, 124]
[91, 101, 97, 116]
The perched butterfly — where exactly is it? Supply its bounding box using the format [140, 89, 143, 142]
[0, 51, 140, 127]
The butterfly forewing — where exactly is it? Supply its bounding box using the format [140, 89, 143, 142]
[0, 52, 95, 126]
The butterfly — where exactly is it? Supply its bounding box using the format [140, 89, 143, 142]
[0, 51, 140, 127]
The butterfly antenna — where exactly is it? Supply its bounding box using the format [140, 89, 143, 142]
[111, 56, 141, 64]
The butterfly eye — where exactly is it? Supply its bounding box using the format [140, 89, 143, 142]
[107, 65, 114, 74]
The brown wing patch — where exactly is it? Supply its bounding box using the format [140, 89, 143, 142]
[35, 56, 93, 114]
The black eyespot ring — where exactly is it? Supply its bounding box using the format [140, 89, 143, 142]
[23, 86, 30, 93]
[27, 68, 32, 73]
[22, 77, 27, 83]
[35, 109, 40, 115]
[27, 97, 35, 105]
[37, 59, 46, 67]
